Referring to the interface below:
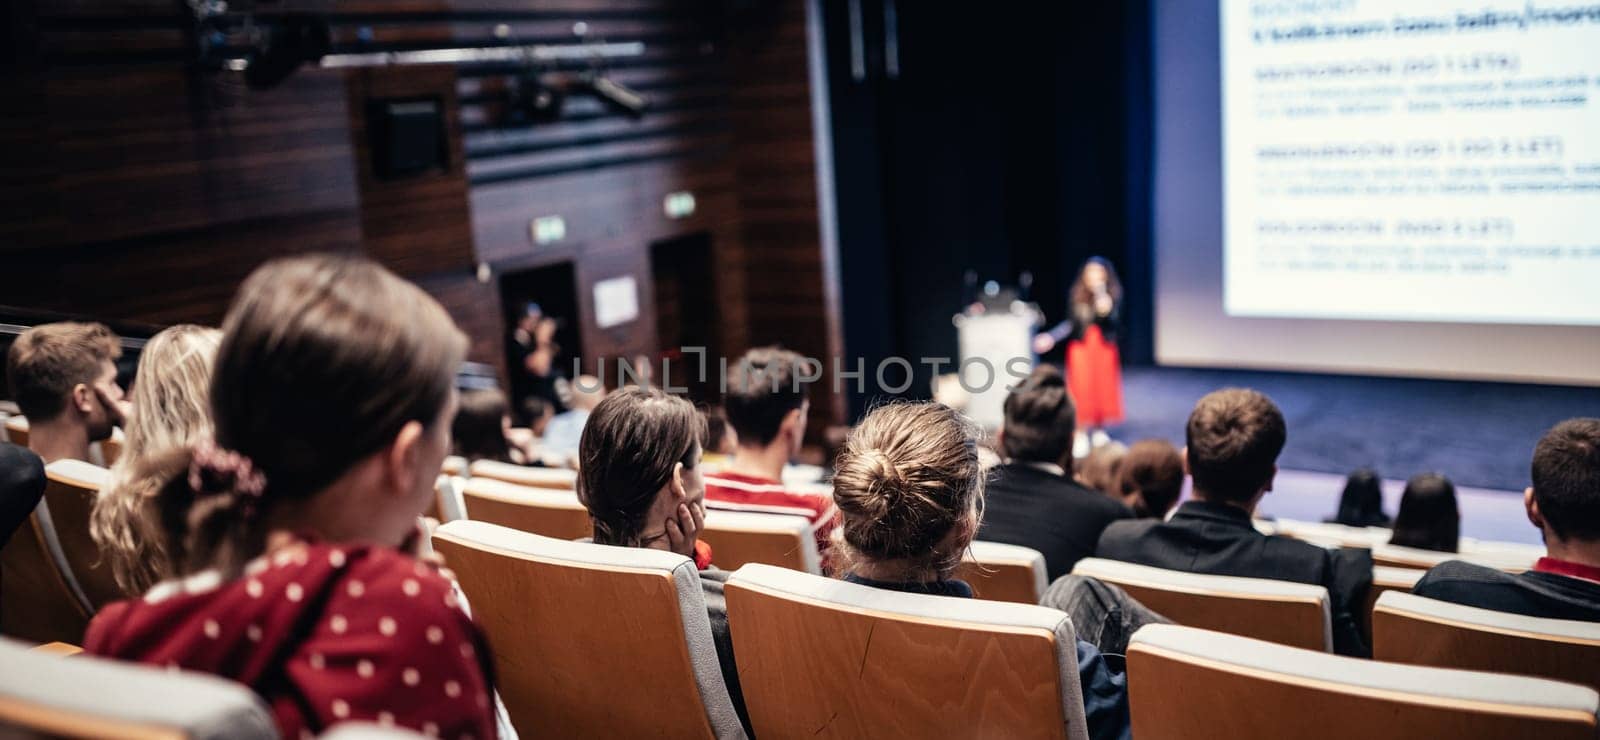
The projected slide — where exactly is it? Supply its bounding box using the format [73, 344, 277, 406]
[1222, 0, 1600, 325]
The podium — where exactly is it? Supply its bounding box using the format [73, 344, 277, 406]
[954, 306, 1039, 430]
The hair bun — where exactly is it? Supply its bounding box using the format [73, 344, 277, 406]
[188, 442, 267, 501]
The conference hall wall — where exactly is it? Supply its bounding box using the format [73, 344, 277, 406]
[0, 0, 845, 429]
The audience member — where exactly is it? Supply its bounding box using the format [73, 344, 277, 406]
[1413, 419, 1600, 621]
[574, 386, 749, 735]
[979, 366, 1132, 580]
[89, 325, 221, 595]
[541, 374, 605, 464]
[1095, 388, 1373, 656]
[521, 396, 555, 438]
[1117, 438, 1185, 519]
[452, 388, 517, 464]
[703, 347, 837, 553]
[1077, 440, 1128, 498]
[5, 321, 130, 464]
[1388, 473, 1459, 553]
[1327, 468, 1390, 528]
[84, 255, 496, 740]
[832, 401, 1130, 740]
[699, 405, 738, 465]
[0, 442, 46, 550]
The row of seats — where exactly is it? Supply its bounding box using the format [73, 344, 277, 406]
[431, 519, 1600, 739]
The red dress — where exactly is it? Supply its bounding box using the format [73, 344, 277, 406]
[85, 541, 498, 740]
[1067, 324, 1124, 427]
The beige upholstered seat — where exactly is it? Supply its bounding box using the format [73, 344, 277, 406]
[1127, 623, 1599, 740]
[700, 509, 820, 574]
[431, 520, 746, 739]
[3, 416, 28, 447]
[466, 459, 577, 490]
[955, 541, 1049, 604]
[0, 460, 116, 644]
[0, 635, 276, 739]
[724, 563, 1090, 740]
[1373, 591, 1600, 693]
[1072, 557, 1332, 651]
[1371, 543, 1533, 573]
[439, 455, 468, 477]
[429, 475, 468, 523]
[460, 476, 591, 541]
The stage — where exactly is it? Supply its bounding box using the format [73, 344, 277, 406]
[1109, 366, 1599, 545]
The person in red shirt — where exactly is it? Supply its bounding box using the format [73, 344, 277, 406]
[85, 255, 497, 740]
[703, 347, 837, 560]
[1413, 418, 1600, 622]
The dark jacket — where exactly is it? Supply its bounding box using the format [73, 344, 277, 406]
[0, 442, 46, 551]
[979, 462, 1133, 581]
[841, 574, 1131, 740]
[1045, 300, 1121, 344]
[1095, 500, 1373, 656]
[1412, 560, 1600, 622]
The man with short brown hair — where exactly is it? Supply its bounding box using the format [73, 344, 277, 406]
[6, 322, 129, 463]
[1096, 388, 1373, 656]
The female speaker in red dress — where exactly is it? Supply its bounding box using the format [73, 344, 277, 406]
[1033, 257, 1125, 440]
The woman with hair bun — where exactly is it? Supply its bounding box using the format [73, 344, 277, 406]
[832, 402, 1132, 740]
[85, 255, 497, 740]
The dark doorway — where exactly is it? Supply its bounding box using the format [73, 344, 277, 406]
[498, 262, 582, 421]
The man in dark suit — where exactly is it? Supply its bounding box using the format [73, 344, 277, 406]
[1095, 388, 1372, 656]
[1413, 418, 1600, 621]
[978, 365, 1132, 581]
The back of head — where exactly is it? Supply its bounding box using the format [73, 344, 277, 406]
[831, 402, 983, 576]
[699, 405, 736, 455]
[1332, 468, 1388, 527]
[723, 346, 808, 448]
[1119, 439, 1184, 518]
[569, 375, 606, 412]
[1000, 365, 1075, 466]
[5, 322, 121, 422]
[1531, 418, 1600, 542]
[452, 389, 511, 463]
[577, 386, 703, 547]
[1185, 388, 1286, 505]
[94, 324, 222, 593]
[170, 254, 466, 574]
[1389, 473, 1459, 553]
[1080, 441, 1128, 497]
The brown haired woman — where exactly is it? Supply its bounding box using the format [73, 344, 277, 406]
[832, 402, 1132, 740]
[1033, 257, 1126, 448]
[575, 386, 751, 736]
[85, 255, 496, 740]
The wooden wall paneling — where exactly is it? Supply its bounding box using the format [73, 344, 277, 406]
[413, 268, 507, 380]
[571, 244, 657, 380]
[724, 0, 842, 429]
[346, 65, 476, 277]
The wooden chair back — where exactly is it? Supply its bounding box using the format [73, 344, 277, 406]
[699, 510, 820, 574]
[1373, 591, 1600, 693]
[0, 461, 114, 644]
[461, 477, 591, 541]
[1362, 565, 1425, 637]
[724, 563, 1089, 740]
[1127, 623, 1599, 740]
[1371, 543, 1532, 573]
[440, 455, 468, 477]
[431, 520, 745, 739]
[1072, 557, 1332, 651]
[467, 459, 577, 490]
[955, 541, 1049, 604]
[3, 416, 27, 447]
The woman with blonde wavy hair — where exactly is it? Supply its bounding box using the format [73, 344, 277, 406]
[90, 323, 221, 595]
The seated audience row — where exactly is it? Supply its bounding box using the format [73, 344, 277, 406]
[4, 249, 1598, 740]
